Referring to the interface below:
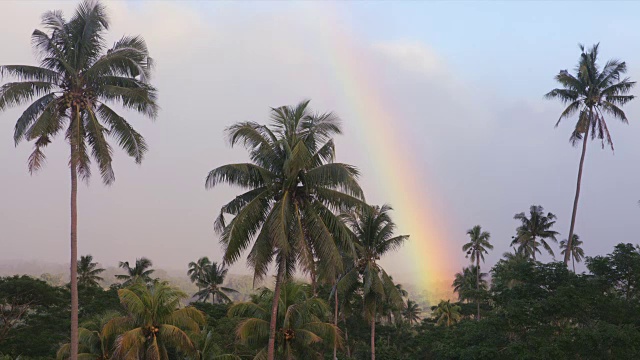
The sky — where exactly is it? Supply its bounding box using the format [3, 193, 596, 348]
[1, 1, 640, 298]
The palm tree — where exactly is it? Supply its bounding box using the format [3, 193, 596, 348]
[452, 266, 487, 305]
[560, 234, 585, 272]
[402, 300, 421, 326]
[205, 100, 363, 360]
[77, 255, 105, 288]
[228, 282, 341, 360]
[462, 225, 492, 320]
[105, 282, 205, 359]
[511, 205, 559, 261]
[57, 311, 119, 360]
[432, 300, 461, 327]
[545, 44, 635, 266]
[0, 2, 157, 357]
[338, 204, 408, 360]
[194, 262, 238, 304]
[116, 257, 155, 286]
[188, 257, 212, 289]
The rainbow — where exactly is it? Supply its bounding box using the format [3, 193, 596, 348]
[310, 5, 457, 301]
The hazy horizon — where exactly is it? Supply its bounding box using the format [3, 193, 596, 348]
[2, 1, 640, 295]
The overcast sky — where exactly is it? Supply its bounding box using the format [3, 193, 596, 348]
[1, 1, 640, 295]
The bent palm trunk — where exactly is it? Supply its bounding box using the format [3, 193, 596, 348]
[566, 123, 590, 265]
[70, 146, 79, 360]
[267, 258, 285, 360]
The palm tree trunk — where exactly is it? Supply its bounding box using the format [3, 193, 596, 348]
[333, 286, 338, 360]
[371, 311, 376, 360]
[532, 237, 536, 262]
[566, 116, 591, 265]
[69, 143, 79, 360]
[343, 314, 351, 358]
[267, 257, 285, 360]
[476, 259, 480, 321]
[572, 254, 576, 273]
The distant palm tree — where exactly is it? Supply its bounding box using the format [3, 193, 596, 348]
[432, 300, 461, 327]
[77, 255, 105, 288]
[511, 205, 559, 261]
[338, 204, 408, 360]
[116, 257, 154, 286]
[403, 300, 421, 326]
[206, 100, 363, 360]
[452, 266, 487, 304]
[228, 282, 341, 360]
[194, 262, 238, 304]
[0, 2, 158, 357]
[106, 282, 205, 359]
[560, 234, 585, 272]
[462, 225, 492, 320]
[188, 257, 212, 289]
[57, 311, 119, 360]
[546, 44, 635, 266]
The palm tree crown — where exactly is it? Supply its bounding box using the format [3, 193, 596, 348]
[0, 0, 158, 182]
[561, 234, 585, 272]
[463, 225, 493, 264]
[77, 255, 105, 288]
[206, 100, 363, 284]
[193, 262, 238, 304]
[188, 257, 212, 285]
[511, 205, 559, 260]
[452, 266, 487, 303]
[106, 282, 205, 360]
[402, 300, 421, 326]
[116, 257, 155, 286]
[432, 300, 461, 327]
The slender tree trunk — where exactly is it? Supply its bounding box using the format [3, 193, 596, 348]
[69, 143, 79, 360]
[572, 255, 576, 273]
[566, 116, 591, 265]
[334, 286, 339, 360]
[476, 258, 480, 321]
[371, 311, 376, 360]
[267, 258, 285, 360]
[343, 314, 351, 358]
[532, 236, 536, 262]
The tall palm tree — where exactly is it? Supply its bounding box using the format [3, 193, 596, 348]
[511, 205, 559, 261]
[560, 234, 585, 272]
[194, 262, 238, 304]
[228, 282, 341, 360]
[206, 100, 363, 360]
[116, 257, 155, 286]
[188, 257, 212, 289]
[338, 204, 408, 360]
[432, 300, 461, 327]
[0, 2, 157, 357]
[57, 311, 120, 360]
[462, 225, 492, 320]
[402, 300, 421, 326]
[77, 255, 105, 288]
[546, 44, 635, 266]
[452, 266, 487, 304]
[105, 282, 205, 359]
